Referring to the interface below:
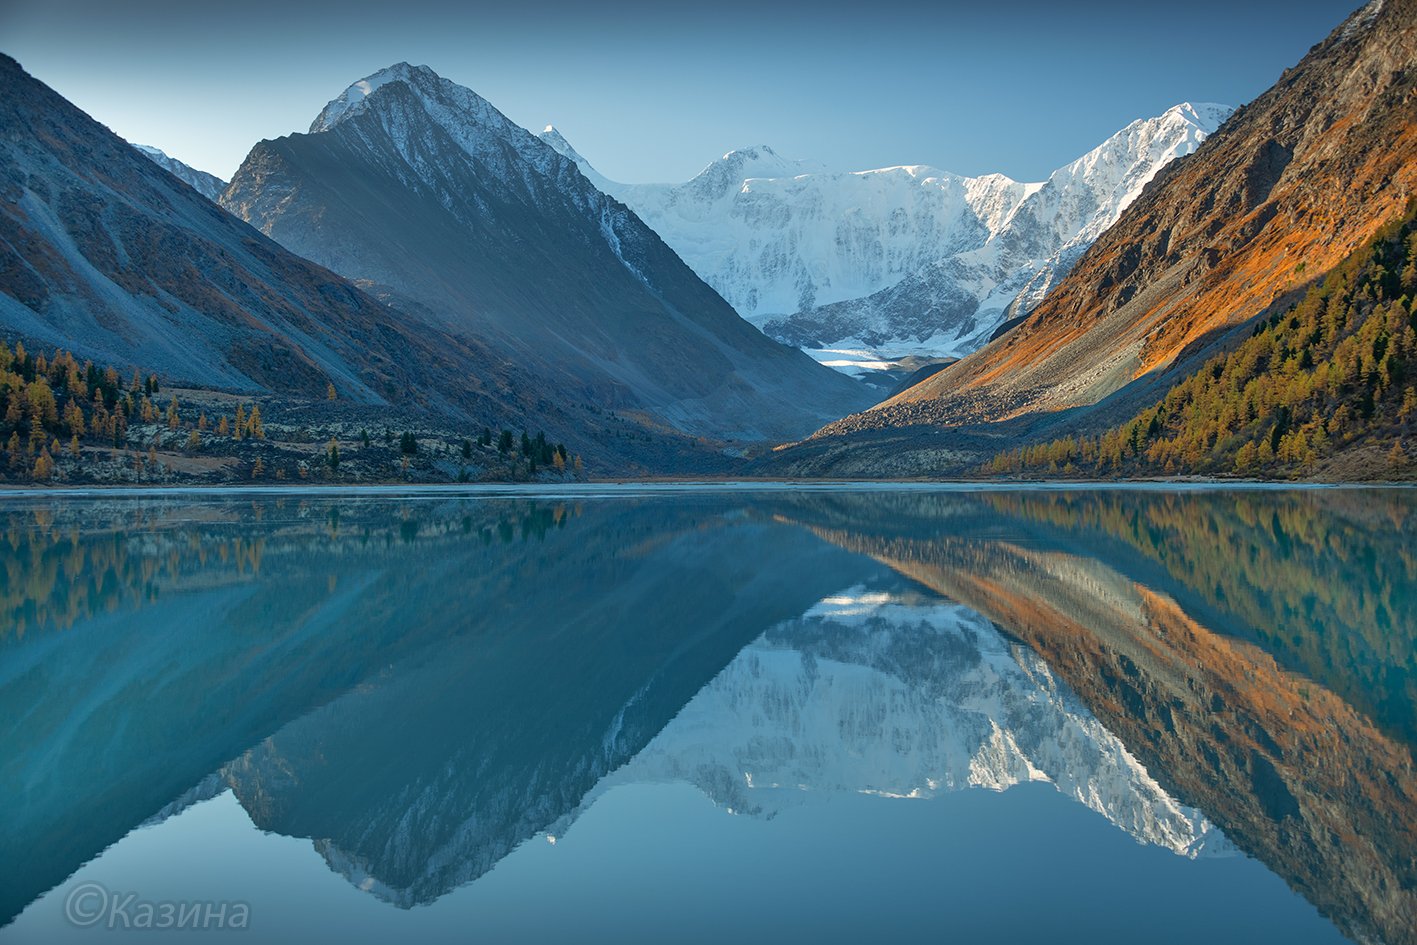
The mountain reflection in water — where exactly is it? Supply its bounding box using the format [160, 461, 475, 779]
[1, 488, 1412, 944]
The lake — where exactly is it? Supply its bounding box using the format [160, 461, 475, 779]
[1, 485, 1413, 944]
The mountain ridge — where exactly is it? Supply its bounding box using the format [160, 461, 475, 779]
[131, 144, 228, 201]
[764, 0, 1416, 477]
[223, 63, 873, 442]
[835, 0, 1412, 431]
[541, 103, 1230, 375]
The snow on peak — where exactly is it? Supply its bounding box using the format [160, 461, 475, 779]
[538, 124, 587, 166]
[1037, 101, 1236, 249]
[304, 62, 573, 184]
[1165, 101, 1233, 134]
[560, 103, 1230, 366]
[567, 586, 1232, 859]
[711, 144, 821, 180]
[131, 142, 228, 201]
[310, 62, 446, 133]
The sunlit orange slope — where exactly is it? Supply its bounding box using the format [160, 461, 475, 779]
[819, 0, 1416, 436]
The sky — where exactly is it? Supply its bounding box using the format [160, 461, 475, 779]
[1, 0, 1363, 185]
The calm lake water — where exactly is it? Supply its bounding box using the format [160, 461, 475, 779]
[1, 485, 1413, 945]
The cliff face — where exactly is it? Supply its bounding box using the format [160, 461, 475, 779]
[806, 0, 1417, 449]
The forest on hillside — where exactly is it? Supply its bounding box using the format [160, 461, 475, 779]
[987, 203, 1417, 479]
[0, 342, 581, 485]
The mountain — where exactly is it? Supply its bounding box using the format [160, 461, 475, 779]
[988, 207, 1417, 479]
[574, 586, 1231, 860]
[221, 63, 872, 442]
[785, 0, 1416, 475]
[0, 53, 506, 408]
[131, 144, 227, 201]
[541, 104, 1229, 376]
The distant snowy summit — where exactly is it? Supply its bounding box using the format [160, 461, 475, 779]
[541, 103, 1232, 377]
[131, 144, 227, 201]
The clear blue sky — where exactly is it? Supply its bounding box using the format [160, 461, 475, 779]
[2, 0, 1361, 184]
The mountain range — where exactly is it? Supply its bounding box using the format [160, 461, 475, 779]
[0, 53, 491, 407]
[540, 104, 1231, 377]
[219, 63, 871, 443]
[0, 56, 870, 479]
[2, 0, 1414, 483]
[775, 0, 1417, 477]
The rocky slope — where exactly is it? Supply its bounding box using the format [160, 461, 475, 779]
[0, 57, 807, 473]
[0, 54, 605, 459]
[542, 105, 1228, 374]
[800, 0, 1417, 465]
[222, 64, 872, 443]
[0, 54, 447, 403]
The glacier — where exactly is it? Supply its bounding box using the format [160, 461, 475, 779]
[542, 103, 1232, 377]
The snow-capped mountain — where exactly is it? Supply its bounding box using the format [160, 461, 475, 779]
[561, 586, 1233, 858]
[131, 144, 227, 201]
[541, 104, 1231, 375]
[223, 63, 870, 442]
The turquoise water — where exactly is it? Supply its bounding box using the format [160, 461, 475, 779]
[1, 487, 1412, 944]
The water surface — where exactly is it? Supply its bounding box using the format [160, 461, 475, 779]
[1, 486, 1413, 944]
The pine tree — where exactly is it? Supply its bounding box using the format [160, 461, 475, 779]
[327, 382, 337, 401]
[32, 448, 54, 480]
[326, 437, 340, 473]
[251, 456, 265, 478]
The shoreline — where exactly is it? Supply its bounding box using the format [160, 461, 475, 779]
[2, 478, 1413, 500]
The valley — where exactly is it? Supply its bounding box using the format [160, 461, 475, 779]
[1, 0, 1413, 485]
